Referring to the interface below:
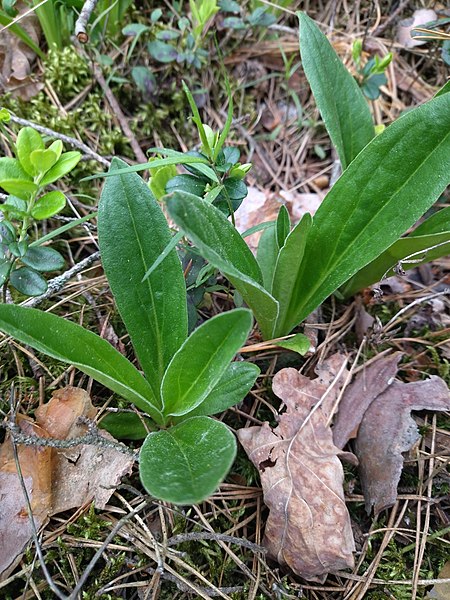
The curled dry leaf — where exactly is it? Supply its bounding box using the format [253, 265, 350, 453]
[0, 387, 134, 580]
[334, 354, 450, 514]
[238, 354, 355, 582]
[0, 1, 43, 100]
[356, 376, 450, 514]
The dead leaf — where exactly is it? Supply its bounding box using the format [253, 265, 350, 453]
[0, 387, 134, 580]
[355, 377, 450, 514]
[0, 1, 43, 100]
[234, 187, 282, 253]
[238, 354, 355, 582]
[397, 9, 437, 49]
[427, 560, 450, 599]
[333, 353, 402, 450]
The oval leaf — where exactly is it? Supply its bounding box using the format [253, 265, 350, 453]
[162, 308, 253, 417]
[30, 149, 58, 174]
[0, 305, 163, 422]
[40, 151, 81, 185]
[173, 361, 260, 421]
[16, 127, 44, 176]
[9, 267, 47, 296]
[99, 412, 154, 440]
[139, 416, 237, 504]
[31, 190, 66, 220]
[21, 246, 65, 272]
[147, 40, 178, 63]
[0, 179, 38, 198]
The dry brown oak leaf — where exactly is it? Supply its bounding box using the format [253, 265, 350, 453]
[238, 354, 355, 582]
[0, 387, 133, 580]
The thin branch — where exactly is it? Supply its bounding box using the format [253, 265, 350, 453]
[22, 251, 101, 308]
[75, 0, 100, 43]
[167, 532, 266, 554]
[8, 114, 110, 168]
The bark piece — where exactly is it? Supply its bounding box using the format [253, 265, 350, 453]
[238, 354, 355, 582]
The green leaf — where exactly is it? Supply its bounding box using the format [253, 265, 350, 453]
[271, 213, 312, 336]
[276, 205, 290, 248]
[29, 149, 58, 174]
[162, 309, 252, 417]
[278, 92, 450, 334]
[256, 222, 278, 292]
[31, 190, 66, 220]
[435, 80, 450, 98]
[223, 177, 247, 200]
[99, 411, 154, 440]
[0, 179, 38, 198]
[0, 157, 32, 183]
[21, 246, 65, 272]
[139, 416, 236, 504]
[410, 207, 450, 236]
[166, 174, 207, 197]
[0, 259, 10, 286]
[167, 192, 279, 339]
[299, 12, 375, 169]
[16, 127, 44, 176]
[341, 230, 450, 297]
[0, 305, 163, 423]
[276, 333, 311, 355]
[9, 267, 47, 296]
[148, 162, 177, 200]
[174, 361, 259, 421]
[47, 140, 63, 161]
[40, 151, 81, 185]
[147, 40, 178, 63]
[98, 159, 188, 402]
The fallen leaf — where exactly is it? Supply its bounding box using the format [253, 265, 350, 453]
[427, 560, 450, 599]
[333, 352, 402, 450]
[355, 376, 450, 514]
[0, 1, 43, 100]
[234, 186, 282, 253]
[397, 9, 437, 49]
[0, 387, 134, 580]
[238, 354, 355, 582]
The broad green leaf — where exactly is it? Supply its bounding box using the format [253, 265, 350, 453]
[0, 179, 38, 198]
[435, 80, 450, 98]
[299, 12, 375, 169]
[271, 213, 312, 336]
[99, 412, 154, 440]
[0, 157, 32, 183]
[167, 192, 279, 339]
[162, 309, 252, 417]
[31, 190, 66, 220]
[40, 151, 81, 185]
[147, 40, 178, 63]
[9, 267, 47, 296]
[21, 246, 65, 272]
[16, 127, 44, 176]
[148, 162, 177, 199]
[174, 361, 259, 421]
[30, 149, 58, 174]
[139, 416, 236, 504]
[276, 333, 311, 355]
[410, 207, 450, 236]
[0, 305, 163, 423]
[98, 159, 188, 402]
[341, 230, 450, 297]
[276, 205, 290, 248]
[279, 92, 450, 334]
[256, 222, 278, 291]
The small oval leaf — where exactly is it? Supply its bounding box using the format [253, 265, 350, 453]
[21, 246, 65, 272]
[10, 266, 47, 296]
[31, 190, 66, 220]
[40, 152, 81, 185]
[16, 127, 44, 176]
[139, 417, 237, 504]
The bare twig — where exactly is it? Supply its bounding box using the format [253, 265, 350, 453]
[22, 251, 101, 308]
[93, 65, 147, 164]
[75, 0, 100, 43]
[167, 532, 266, 554]
[8, 114, 110, 168]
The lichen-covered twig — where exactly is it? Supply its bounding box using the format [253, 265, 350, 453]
[23, 251, 101, 308]
[75, 0, 100, 43]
